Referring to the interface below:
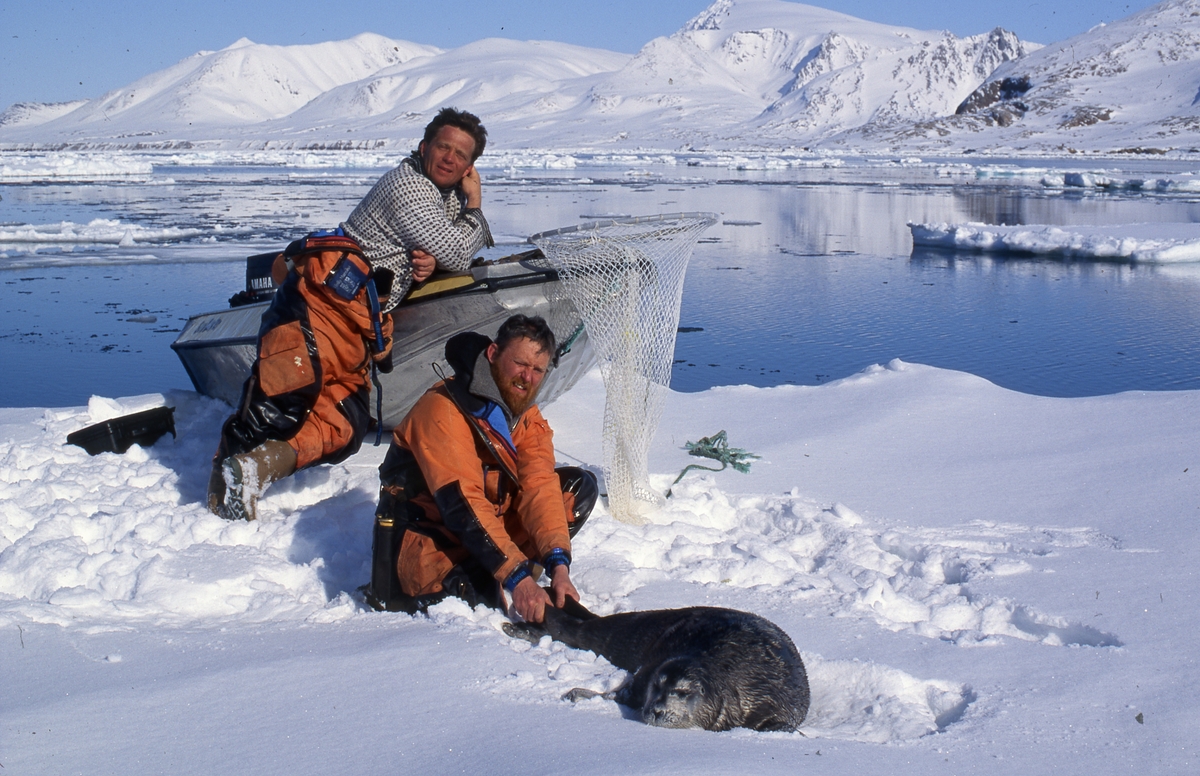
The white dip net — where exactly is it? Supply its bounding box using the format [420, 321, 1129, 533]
[530, 212, 718, 524]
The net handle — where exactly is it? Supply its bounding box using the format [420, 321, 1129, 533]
[529, 212, 720, 243]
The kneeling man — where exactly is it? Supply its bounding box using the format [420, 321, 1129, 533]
[370, 315, 597, 621]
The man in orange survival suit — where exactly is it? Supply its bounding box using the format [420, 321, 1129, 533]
[207, 232, 394, 521]
[367, 315, 597, 621]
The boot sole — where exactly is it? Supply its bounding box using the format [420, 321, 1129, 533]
[221, 457, 253, 521]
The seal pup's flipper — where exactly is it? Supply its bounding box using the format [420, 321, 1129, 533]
[502, 594, 594, 643]
[502, 621, 545, 643]
[562, 687, 617, 703]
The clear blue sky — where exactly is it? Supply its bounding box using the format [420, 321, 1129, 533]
[0, 0, 1160, 110]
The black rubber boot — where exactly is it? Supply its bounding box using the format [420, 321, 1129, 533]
[557, 466, 599, 538]
[366, 561, 501, 615]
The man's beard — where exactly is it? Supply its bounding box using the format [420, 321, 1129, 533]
[492, 365, 540, 416]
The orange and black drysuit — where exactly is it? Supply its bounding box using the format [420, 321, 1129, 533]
[369, 331, 596, 613]
[218, 233, 394, 469]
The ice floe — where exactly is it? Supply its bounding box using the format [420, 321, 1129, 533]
[0, 152, 153, 182]
[0, 218, 221, 247]
[908, 221, 1200, 262]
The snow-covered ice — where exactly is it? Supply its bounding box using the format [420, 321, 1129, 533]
[909, 221, 1200, 262]
[2, 360, 1196, 773]
[0, 152, 154, 182]
[0, 218, 239, 248]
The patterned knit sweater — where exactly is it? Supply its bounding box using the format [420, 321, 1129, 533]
[341, 153, 493, 311]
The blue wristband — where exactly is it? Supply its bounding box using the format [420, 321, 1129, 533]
[543, 548, 570, 573]
[503, 563, 532, 594]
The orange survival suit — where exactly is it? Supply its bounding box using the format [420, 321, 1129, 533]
[367, 330, 596, 613]
[217, 232, 394, 470]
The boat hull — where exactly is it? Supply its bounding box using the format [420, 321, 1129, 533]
[171, 256, 594, 429]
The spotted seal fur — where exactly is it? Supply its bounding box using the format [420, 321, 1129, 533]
[505, 600, 809, 731]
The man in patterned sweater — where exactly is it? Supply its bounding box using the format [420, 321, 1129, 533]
[341, 107, 494, 310]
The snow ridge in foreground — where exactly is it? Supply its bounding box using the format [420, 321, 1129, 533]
[0, 389, 1131, 742]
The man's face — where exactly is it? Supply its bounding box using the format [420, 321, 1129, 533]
[419, 125, 477, 190]
[487, 337, 551, 416]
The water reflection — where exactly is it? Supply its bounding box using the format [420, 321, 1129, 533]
[2, 161, 1200, 405]
[672, 244, 1200, 397]
[952, 187, 1200, 231]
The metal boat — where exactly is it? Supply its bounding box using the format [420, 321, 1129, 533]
[170, 249, 594, 429]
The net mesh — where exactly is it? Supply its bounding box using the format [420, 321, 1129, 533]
[530, 212, 718, 523]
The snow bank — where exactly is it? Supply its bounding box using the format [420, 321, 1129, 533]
[9, 358, 1191, 756]
[0, 378, 986, 744]
[0, 393, 367, 626]
[908, 221, 1200, 262]
[4, 380, 1108, 644]
[7, 358, 1200, 776]
[572, 481, 1120, 649]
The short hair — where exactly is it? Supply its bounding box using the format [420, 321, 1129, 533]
[495, 314, 555, 357]
[422, 107, 488, 161]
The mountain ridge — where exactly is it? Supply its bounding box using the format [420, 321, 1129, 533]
[2, 0, 1197, 155]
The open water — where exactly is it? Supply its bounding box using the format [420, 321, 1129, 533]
[2, 156, 1200, 408]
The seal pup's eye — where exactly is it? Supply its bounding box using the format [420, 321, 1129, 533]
[668, 677, 696, 697]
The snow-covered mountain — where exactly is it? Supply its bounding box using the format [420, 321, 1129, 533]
[562, 0, 1032, 146]
[266, 38, 629, 142]
[275, 0, 1033, 149]
[3, 0, 1199, 154]
[4, 33, 439, 136]
[863, 0, 1200, 152]
[0, 100, 89, 128]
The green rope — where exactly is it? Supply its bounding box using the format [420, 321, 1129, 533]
[555, 320, 586, 363]
[665, 430, 760, 498]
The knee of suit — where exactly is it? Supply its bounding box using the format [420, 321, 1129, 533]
[556, 466, 598, 529]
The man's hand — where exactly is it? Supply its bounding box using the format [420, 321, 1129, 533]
[460, 165, 482, 210]
[511, 575, 552, 623]
[410, 248, 436, 284]
[549, 564, 579, 608]
[511, 566, 578, 622]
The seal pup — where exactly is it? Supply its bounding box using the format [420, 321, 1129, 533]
[505, 600, 809, 731]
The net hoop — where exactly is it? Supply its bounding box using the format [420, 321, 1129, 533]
[529, 212, 719, 242]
